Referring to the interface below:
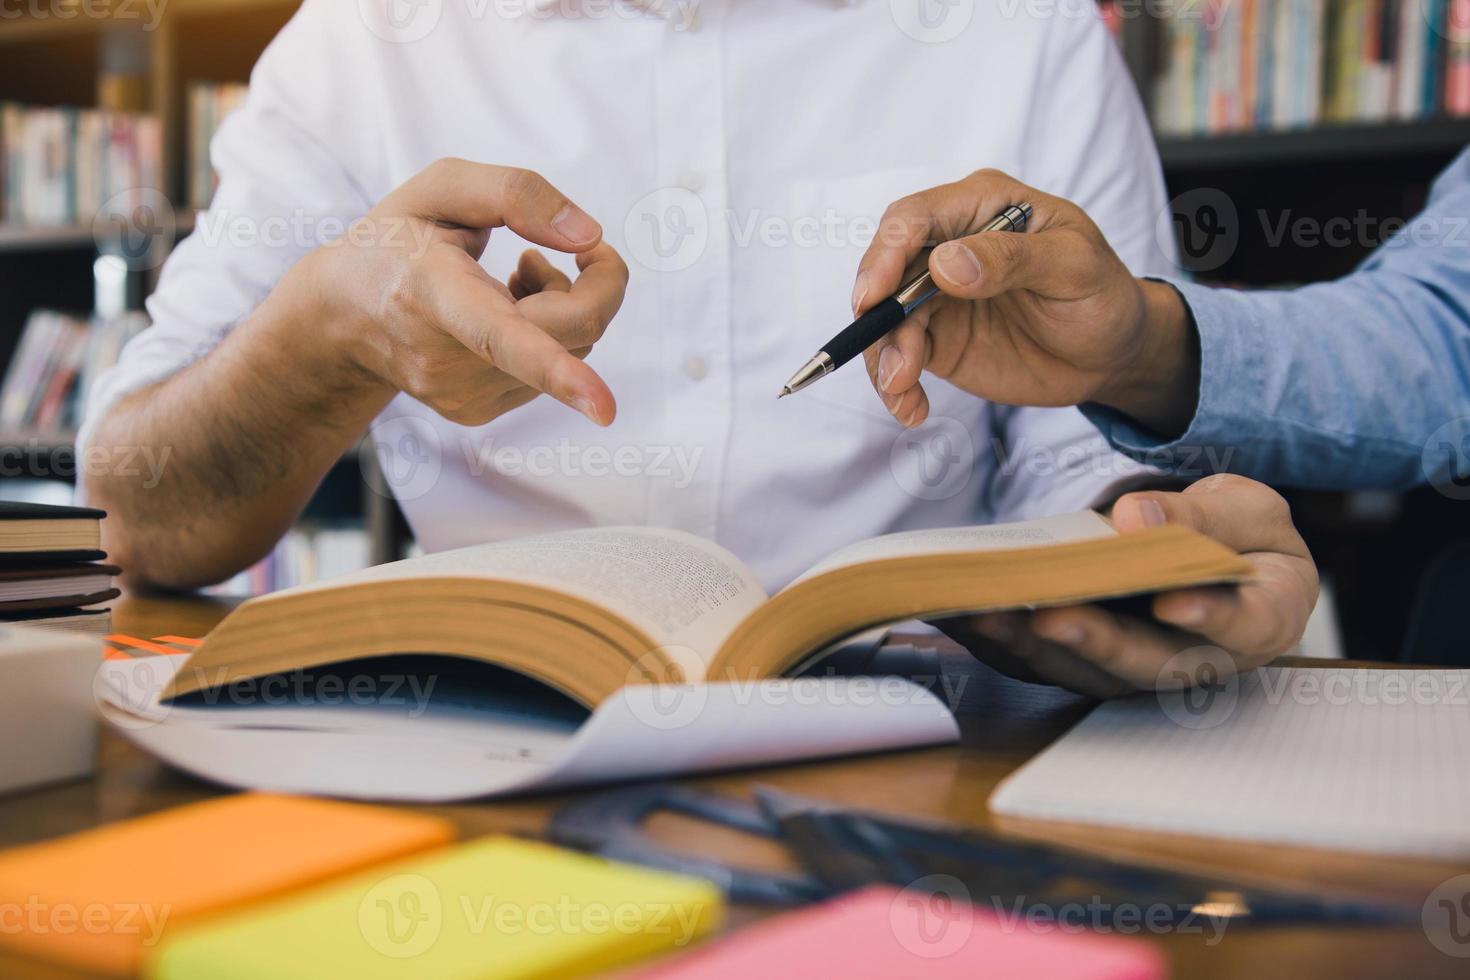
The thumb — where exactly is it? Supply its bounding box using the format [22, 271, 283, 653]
[927, 226, 1099, 301]
[1112, 475, 1308, 558]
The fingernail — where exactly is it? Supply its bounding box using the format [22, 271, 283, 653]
[552, 204, 600, 246]
[1138, 499, 1167, 528]
[851, 273, 869, 315]
[571, 396, 602, 425]
[1037, 621, 1085, 646]
[934, 243, 981, 286]
[1162, 600, 1208, 626]
[877, 345, 905, 393]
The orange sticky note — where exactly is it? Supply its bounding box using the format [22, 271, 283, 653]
[0, 793, 455, 977]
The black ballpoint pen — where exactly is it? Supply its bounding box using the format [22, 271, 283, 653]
[778, 202, 1033, 398]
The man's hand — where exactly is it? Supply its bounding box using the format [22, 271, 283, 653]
[86, 158, 629, 589]
[933, 475, 1319, 699]
[853, 168, 1197, 437]
[295, 157, 628, 427]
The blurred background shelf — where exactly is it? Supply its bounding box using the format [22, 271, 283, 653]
[1158, 117, 1470, 170]
[0, 429, 78, 453]
[0, 226, 98, 253]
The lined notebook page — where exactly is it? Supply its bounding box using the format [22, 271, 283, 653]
[990, 667, 1470, 858]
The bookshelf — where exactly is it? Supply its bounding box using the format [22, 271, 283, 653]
[0, 0, 409, 584]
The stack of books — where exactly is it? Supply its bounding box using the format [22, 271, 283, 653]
[1150, 0, 1470, 136]
[0, 103, 162, 227]
[186, 82, 248, 211]
[0, 501, 118, 636]
[0, 310, 149, 435]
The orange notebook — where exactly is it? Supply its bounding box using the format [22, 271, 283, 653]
[0, 793, 455, 977]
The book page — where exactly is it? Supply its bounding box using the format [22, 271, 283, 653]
[788, 511, 1116, 588]
[271, 527, 769, 669]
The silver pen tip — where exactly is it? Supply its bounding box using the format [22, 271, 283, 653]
[778, 387, 790, 399]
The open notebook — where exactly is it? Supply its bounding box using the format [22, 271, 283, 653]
[990, 666, 1470, 858]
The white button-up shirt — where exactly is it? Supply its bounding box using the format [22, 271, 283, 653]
[82, 0, 1169, 590]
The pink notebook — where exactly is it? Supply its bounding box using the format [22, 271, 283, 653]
[634, 885, 1167, 980]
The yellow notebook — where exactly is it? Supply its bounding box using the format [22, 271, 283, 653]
[148, 837, 724, 979]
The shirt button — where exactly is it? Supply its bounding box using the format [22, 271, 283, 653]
[679, 171, 705, 193]
[683, 357, 709, 381]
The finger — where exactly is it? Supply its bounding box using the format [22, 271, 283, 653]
[927, 226, 1099, 301]
[1005, 634, 1139, 699]
[425, 253, 616, 425]
[1029, 604, 1221, 691]
[851, 169, 1057, 315]
[508, 249, 573, 300]
[868, 305, 935, 397]
[515, 243, 630, 348]
[1152, 556, 1316, 658]
[862, 338, 929, 426]
[394, 158, 603, 252]
[882, 383, 930, 428]
[1112, 474, 1311, 559]
[473, 346, 598, 421]
[948, 613, 1136, 698]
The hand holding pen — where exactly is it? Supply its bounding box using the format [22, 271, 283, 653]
[780, 203, 1032, 399]
[790, 169, 1184, 431]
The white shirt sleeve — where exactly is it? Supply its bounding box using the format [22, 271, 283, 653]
[77, 0, 377, 460]
[986, 2, 1173, 522]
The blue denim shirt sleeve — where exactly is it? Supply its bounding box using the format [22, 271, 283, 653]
[1082, 145, 1470, 490]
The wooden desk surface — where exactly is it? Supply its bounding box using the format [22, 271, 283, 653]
[1, 594, 1465, 979]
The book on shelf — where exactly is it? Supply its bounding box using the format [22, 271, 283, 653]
[0, 103, 161, 228]
[187, 82, 249, 211]
[1149, 0, 1470, 137]
[1451, 0, 1470, 114]
[0, 310, 148, 435]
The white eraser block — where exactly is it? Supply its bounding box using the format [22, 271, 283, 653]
[0, 625, 98, 795]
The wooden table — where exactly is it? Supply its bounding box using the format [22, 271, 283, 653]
[0, 594, 1464, 978]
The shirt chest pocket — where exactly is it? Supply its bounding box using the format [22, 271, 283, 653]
[785, 166, 970, 421]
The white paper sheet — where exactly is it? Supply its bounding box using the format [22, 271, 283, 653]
[990, 666, 1470, 858]
[97, 656, 958, 803]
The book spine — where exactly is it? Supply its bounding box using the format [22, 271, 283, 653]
[1239, 0, 1258, 131]
[1426, 0, 1450, 115]
[1451, 0, 1470, 114]
[1270, 0, 1293, 128]
[1253, 0, 1274, 126]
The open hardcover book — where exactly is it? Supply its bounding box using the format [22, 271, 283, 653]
[163, 511, 1250, 707]
[101, 511, 1251, 802]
